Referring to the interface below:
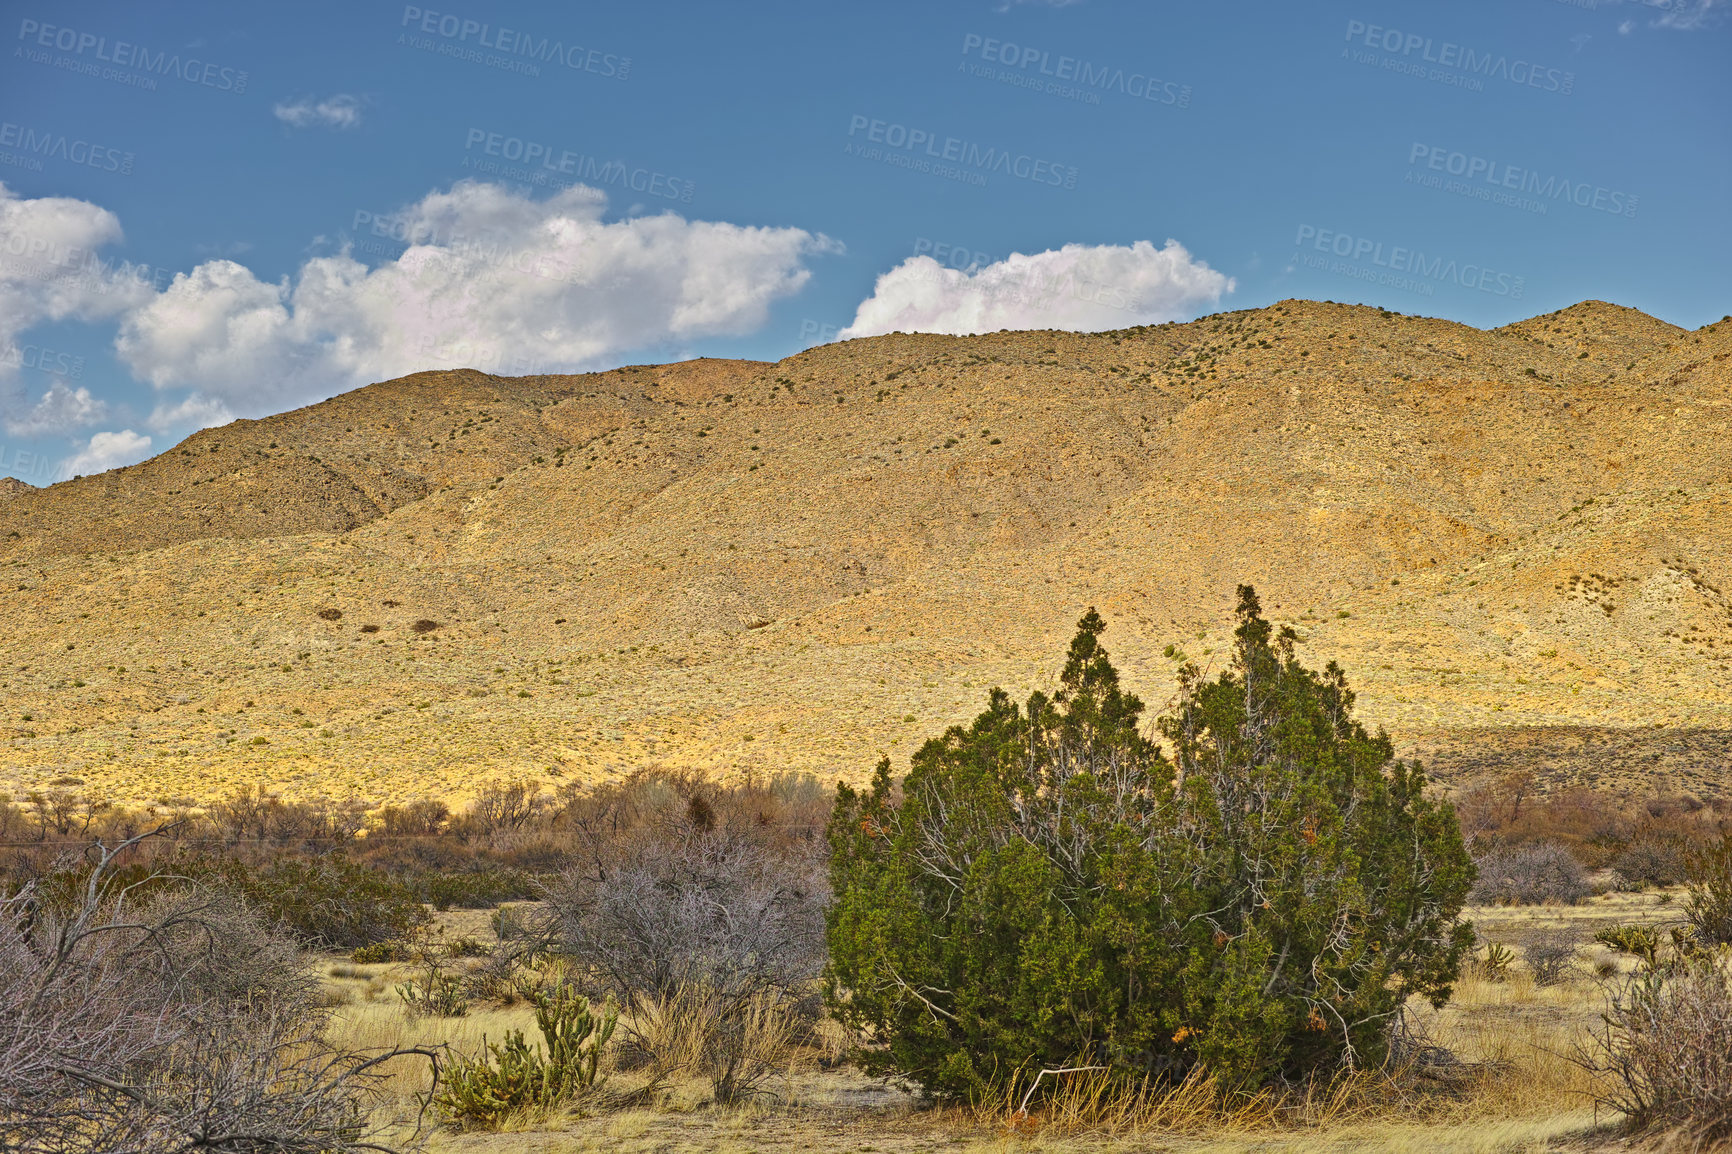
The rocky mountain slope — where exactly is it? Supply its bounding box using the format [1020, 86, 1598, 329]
[3, 299, 1729, 808]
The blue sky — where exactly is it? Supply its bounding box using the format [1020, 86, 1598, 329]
[1, 0, 1726, 481]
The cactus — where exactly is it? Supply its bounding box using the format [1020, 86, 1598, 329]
[434, 984, 617, 1128]
[1478, 941, 1514, 981]
[1594, 924, 1663, 969]
[394, 964, 469, 1018]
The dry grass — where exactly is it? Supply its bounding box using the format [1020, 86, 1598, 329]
[623, 986, 805, 1104]
[326, 894, 1692, 1153]
[332, 995, 539, 1113]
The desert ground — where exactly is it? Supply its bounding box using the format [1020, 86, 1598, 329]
[308, 887, 1683, 1154]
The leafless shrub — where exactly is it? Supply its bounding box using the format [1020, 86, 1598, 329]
[210, 787, 270, 842]
[21, 790, 107, 839]
[1581, 957, 1732, 1141]
[554, 833, 826, 1002]
[1610, 836, 1690, 890]
[454, 779, 546, 838]
[1522, 927, 1580, 987]
[543, 770, 827, 1103]
[0, 832, 438, 1153]
[207, 786, 367, 847]
[1455, 777, 1725, 871]
[410, 619, 437, 634]
[1470, 843, 1591, 906]
[377, 800, 450, 837]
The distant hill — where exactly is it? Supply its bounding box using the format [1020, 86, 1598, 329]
[3, 299, 1729, 809]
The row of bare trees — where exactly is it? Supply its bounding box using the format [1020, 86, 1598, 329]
[2, 777, 583, 856]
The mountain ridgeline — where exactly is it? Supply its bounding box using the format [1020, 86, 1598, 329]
[3, 299, 1730, 807]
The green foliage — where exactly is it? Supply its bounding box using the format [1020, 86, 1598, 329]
[825, 590, 1475, 1100]
[223, 855, 432, 948]
[435, 985, 617, 1128]
[23, 853, 430, 951]
[11, 853, 430, 952]
[412, 866, 537, 911]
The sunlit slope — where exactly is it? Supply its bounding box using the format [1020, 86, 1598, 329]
[3, 301, 1728, 806]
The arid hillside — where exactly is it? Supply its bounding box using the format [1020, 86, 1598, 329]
[3, 299, 1729, 808]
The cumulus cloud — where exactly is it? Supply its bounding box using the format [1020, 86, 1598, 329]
[59, 428, 151, 478]
[4, 381, 108, 436]
[0, 183, 153, 384]
[147, 392, 234, 433]
[839, 239, 1232, 339]
[117, 181, 834, 415]
[274, 94, 363, 129]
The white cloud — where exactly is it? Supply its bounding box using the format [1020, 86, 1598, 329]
[274, 94, 363, 129]
[117, 181, 834, 416]
[59, 428, 151, 478]
[4, 381, 108, 436]
[839, 240, 1232, 339]
[0, 183, 153, 385]
[147, 392, 234, 433]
